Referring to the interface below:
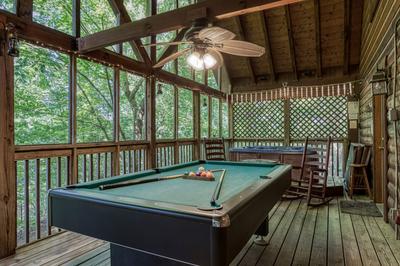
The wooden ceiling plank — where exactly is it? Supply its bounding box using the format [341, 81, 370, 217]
[78, 0, 306, 52]
[284, 5, 298, 80]
[108, 0, 151, 65]
[259, 11, 276, 81]
[234, 16, 257, 83]
[343, 0, 351, 75]
[314, 0, 322, 77]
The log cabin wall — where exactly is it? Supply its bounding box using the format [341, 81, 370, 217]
[358, 0, 400, 227]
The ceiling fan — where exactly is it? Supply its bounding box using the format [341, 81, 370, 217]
[144, 19, 265, 71]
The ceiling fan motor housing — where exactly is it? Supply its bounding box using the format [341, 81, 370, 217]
[184, 18, 209, 41]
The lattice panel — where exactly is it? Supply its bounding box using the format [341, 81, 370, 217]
[290, 96, 348, 139]
[233, 100, 284, 138]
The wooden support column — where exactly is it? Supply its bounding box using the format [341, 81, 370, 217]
[112, 68, 120, 175]
[72, 0, 81, 38]
[208, 95, 212, 138]
[16, 0, 33, 20]
[193, 91, 201, 160]
[0, 25, 16, 259]
[283, 99, 291, 146]
[69, 55, 78, 184]
[174, 85, 179, 164]
[146, 76, 157, 169]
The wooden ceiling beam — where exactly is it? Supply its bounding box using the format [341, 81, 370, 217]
[259, 11, 276, 81]
[234, 16, 256, 84]
[77, 0, 306, 52]
[108, 0, 151, 65]
[284, 5, 298, 80]
[314, 0, 322, 77]
[156, 28, 189, 66]
[343, 0, 351, 75]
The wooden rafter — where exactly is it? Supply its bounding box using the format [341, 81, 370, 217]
[314, 0, 322, 77]
[77, 0, 306, 52]
[156, 28, 188, 66]
[108, 0, 151, 65]
[72, 0, 80, 37]
[16, 0, 33, 20]
[234, 16, 256, 83]
[259, 11, 276, 81]
[284, 5, 298, 80]
[343, 0, 351, 75]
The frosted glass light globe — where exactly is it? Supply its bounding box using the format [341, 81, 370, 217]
[187, 52, 204, 70]
[203, 53, 217, 69]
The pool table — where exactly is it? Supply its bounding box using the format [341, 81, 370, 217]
[49, 160, 291, 266]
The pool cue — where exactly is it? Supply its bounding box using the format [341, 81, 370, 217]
[99, 173, 186, 190]
[210, 169, 226, 207]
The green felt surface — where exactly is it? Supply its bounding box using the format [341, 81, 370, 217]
[75, 162, 279, 209]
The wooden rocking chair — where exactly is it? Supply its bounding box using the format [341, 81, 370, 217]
[284, 137, 333, 206]
[348, 145, 372, 199]
[204, 138, 226, 161]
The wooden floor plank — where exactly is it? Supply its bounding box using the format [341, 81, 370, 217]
[340, 212, 362, 266]
[62, 243, 109, 266]
[291, 205, 318, 265]
[256, 200, 302, 265]
[309, 204, 328, 265]
[230, 202, 281, 265]
[79, 248, 111, 266]
[363, 216, 398, 266]
[3, 198, 400, 266]
[42, 240, 106, 266]
[374, 217, 400, 264]
[351, 214, 380, 266]
[327, 198, 344, 265]
[274, 200, 308, 265]
[238, 200, 292, 266]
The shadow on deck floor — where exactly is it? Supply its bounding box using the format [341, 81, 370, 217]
[1, 197, 399, 266]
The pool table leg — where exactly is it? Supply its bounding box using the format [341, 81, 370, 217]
[253, 217, 269, 246]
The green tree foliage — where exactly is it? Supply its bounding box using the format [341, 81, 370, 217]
[124, 0, 149, 20]
[14, 42, 70, 145]
[156, 83, 174, 139]
[211, 97, 220, 137]
[120, 71, 146, 140]
[77, 59, 114, 142]
[200, 95, 209, 138]
[0, 0, 15, 12]
[178, 88, 193, 138]
[33, 0, 72, 35]
[81, 0, 116, 36]
[208, 70, 218, 89]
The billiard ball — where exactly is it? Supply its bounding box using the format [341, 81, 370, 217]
[201, 171, 208, 177]
[206, 171, 214, 178]
[198, 166, 205, 172]
[189, 172, 196, 177]
[196, 172, 201, 176]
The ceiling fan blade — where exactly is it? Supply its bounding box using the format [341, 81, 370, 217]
[142, 41, 192, 47]
[153, 48, 191, 68]
[207, 49, 224, 69]
[216, 40, 265, 57]
[198, 27, 236, 43]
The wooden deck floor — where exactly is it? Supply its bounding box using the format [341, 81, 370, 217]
[1, 197, 400, 266]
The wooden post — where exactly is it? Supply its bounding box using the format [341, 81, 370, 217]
[208, 95, 212, 138]
[112, 68, 120, 175]
[174, 85, 179, 164]
[193, 91, 201, 160]
[284, 99, 291, 146]
[69, 55, 78, 184]
[0, 25, 16, 259]
[146, 76, 156, 168]
[16, 0, 33, 21]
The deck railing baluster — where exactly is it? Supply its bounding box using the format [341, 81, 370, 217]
[24, 160, 30, 244]
[46, 158, 51, 236]
[35, 159, 40, 240]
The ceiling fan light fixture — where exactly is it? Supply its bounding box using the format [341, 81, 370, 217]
[203, 53, 217, 69]
[187, 51, 204, 71]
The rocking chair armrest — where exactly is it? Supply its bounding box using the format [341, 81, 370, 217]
[292, 166, 303, 169]
[310, 168, 327, 174]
